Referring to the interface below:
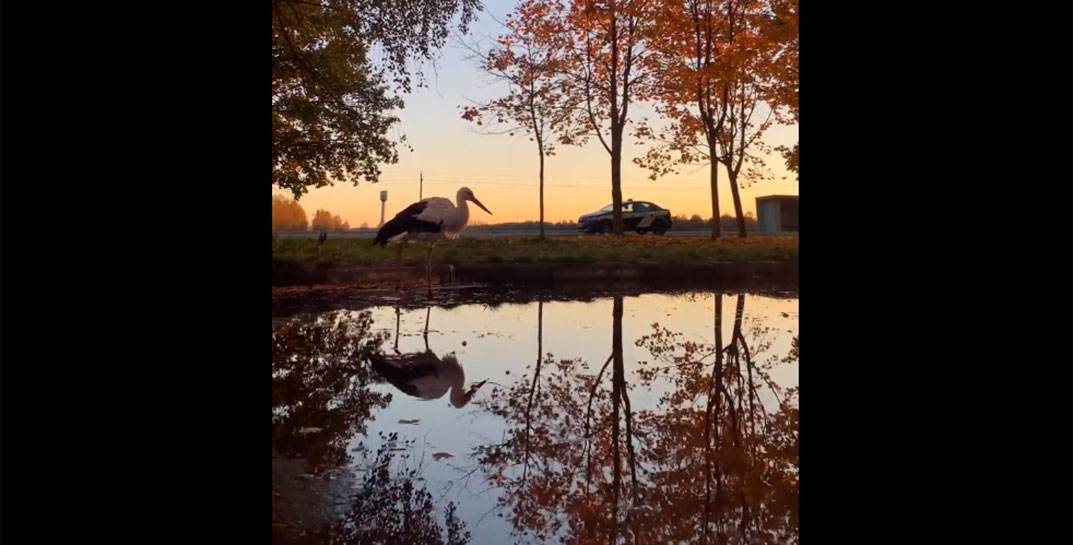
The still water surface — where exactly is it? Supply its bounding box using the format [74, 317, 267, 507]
[273, 291, 798, 544]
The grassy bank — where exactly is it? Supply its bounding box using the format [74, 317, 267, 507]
[272, 235, 798, 266]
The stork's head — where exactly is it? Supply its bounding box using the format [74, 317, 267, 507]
[458, 187, 492, 215]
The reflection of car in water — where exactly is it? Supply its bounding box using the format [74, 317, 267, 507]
[577, 199, 672, 235]
[370, 307, 486, 408]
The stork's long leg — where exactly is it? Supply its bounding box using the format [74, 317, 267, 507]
[423, 306, 431, 351]
[393, 305, 401, 353]
[425, 243, 435, 295]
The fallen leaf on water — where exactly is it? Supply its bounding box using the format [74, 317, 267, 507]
[398, 419, 420, 425]
[781, 312, 789, 318]
[432, 452, 454, 461]
[298, 427, 323, 435]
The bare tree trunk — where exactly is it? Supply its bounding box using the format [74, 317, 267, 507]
[728, 171, 746, 238]
[611, 142, 624, 235]
[538, 141, 546, 241]
[708, 139, 721, 240]
[721, 0, 746, 239]
[608, 2, 624, 237]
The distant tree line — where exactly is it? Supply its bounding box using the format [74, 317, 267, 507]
[466, 220, 578, 230]
[671, 213, 758, 232]
[273, 195, 352, 232]
[272, 194, 308, 231]
[311, 209, 351, 232]
[467, 214, 756, 231]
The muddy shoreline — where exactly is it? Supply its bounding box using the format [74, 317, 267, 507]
[272, 261, 798, 317]
[273, 260, 798, 288]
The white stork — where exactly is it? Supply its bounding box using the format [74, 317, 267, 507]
[373, 186, 492, 289]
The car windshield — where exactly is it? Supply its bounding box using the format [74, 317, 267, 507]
[599, 204, 614, 212]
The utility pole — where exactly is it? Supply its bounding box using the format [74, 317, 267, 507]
[419, 171, 423, 201]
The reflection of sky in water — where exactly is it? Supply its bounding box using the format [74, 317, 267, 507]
[338, 292, 797, 545]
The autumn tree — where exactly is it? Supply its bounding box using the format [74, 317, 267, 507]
[559, 0, 653, 235]
[641, 0, 778, 239]
[759, 0, 798, 178]
[272, 0, 481, 199]
[714, 0, 779, 237]
[637, 0, 779, 239]
[272, 194, 309, 231]
[311, 209, 351, 231]
[635, 0, 734, 239]
[461, 0, 574, 241]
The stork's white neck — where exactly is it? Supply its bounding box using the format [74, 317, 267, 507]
[441, 356, 470, 407]
[453, 195, 470, 226]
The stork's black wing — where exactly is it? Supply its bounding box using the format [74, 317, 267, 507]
[369, 351, 438, 397]
[372, 200, 442, 247]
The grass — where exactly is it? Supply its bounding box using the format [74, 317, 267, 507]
[272, 234, 798, 267]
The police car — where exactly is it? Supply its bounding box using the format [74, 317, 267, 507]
[577, 199, 673, 235]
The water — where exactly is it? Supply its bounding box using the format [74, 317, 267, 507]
[273, 290, 799, 544]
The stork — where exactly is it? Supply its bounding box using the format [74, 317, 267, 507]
[370, 306, 487, 408]
[373, 187, 492, 291]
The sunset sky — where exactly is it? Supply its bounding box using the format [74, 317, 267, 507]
[278, 0, 798, 227]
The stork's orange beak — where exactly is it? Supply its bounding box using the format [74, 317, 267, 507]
[471, 196, 492, 215]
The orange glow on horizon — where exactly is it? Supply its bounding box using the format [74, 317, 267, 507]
[275, 121, 797, 228]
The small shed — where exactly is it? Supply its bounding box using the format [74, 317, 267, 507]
[756, 195, 798, 233]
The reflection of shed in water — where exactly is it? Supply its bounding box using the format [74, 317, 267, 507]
[756, 195, 799, 233]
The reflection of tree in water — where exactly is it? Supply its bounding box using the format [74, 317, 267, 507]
[476, 294, 798, 544]
[637, 293, 799, 544]
[272, 310, 391, 472]
[273, 311, 472, 545]
[325, 434, 471, 545]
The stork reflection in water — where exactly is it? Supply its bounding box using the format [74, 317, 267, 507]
[371, 306, 486, 408]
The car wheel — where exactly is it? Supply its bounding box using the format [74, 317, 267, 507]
[653, 222, 668, 235]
